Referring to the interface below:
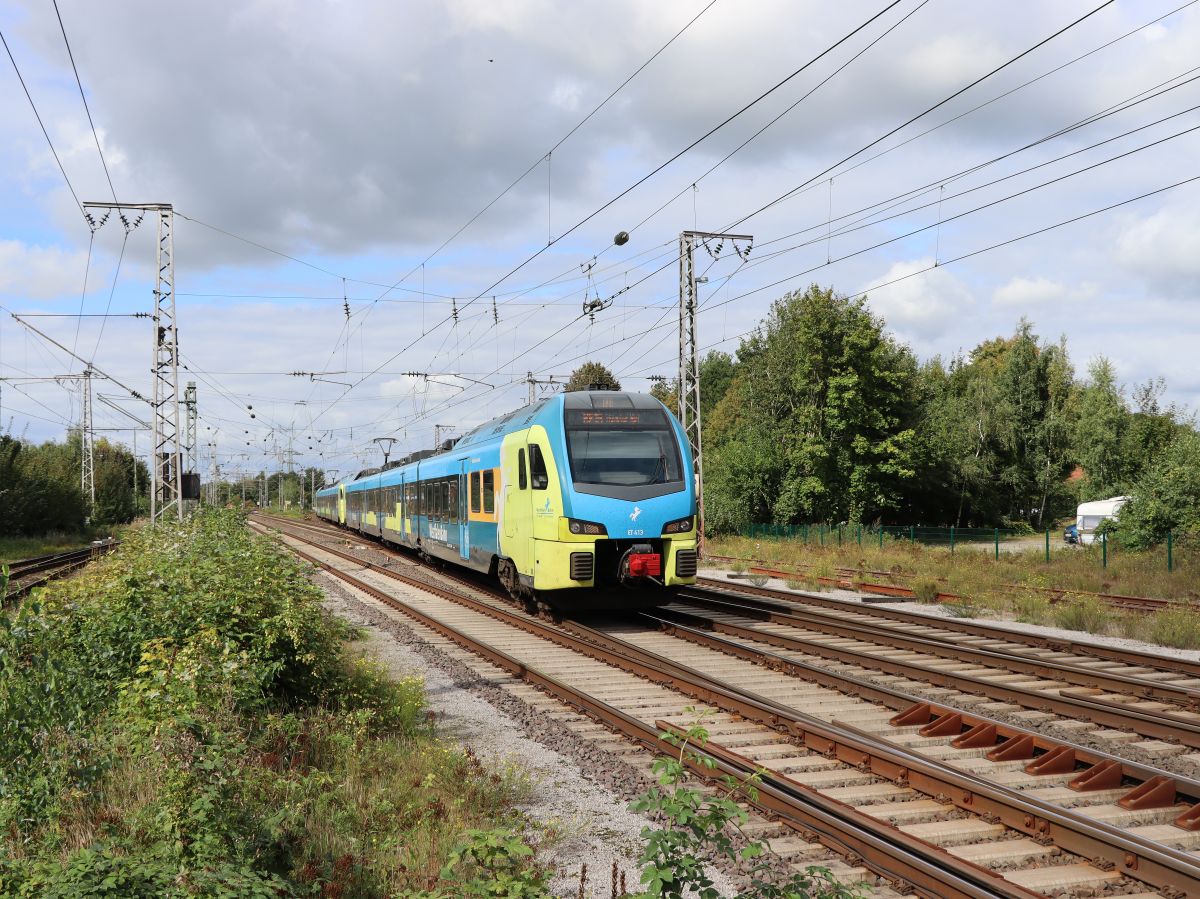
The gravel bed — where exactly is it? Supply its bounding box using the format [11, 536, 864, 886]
[315, 569, 748, 898]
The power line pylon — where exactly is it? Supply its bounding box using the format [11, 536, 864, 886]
[83, 201, 181, 522]
[678, 230, 751, 552]
[81, 367, 95, 516]
[184, 380, 197, 510]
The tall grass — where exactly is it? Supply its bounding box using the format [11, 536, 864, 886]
[711, 534, 1200, 649]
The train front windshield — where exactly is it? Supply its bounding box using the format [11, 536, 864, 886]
[564, 408, 683, 488]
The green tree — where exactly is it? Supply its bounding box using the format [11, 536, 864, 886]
[705, 285, 918, 528]
[563, 361, 620, 392]
[1115, 429, 1200, 548]
[1072, 357, 1129, 499]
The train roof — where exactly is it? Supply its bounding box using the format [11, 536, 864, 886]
[326, 390, 664, 489]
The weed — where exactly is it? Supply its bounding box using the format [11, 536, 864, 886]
[1148, 606, 1200, 649]
[1051, 597, 1112, 634]
[747, 574, 769, 587]
[630, 716, 865, 899]
[943, 603, 980, 618]
[910, 579, 940, 604]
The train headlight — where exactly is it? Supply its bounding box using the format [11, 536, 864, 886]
[662, 516, 693, 534]
[567, 518, 607, 536]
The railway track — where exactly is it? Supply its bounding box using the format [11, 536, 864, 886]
[697, 572, 1200, 684]
[2, 541, 117, 603]
[250, 512, 1200, 897]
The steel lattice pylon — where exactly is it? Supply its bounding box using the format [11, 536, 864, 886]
[678, 230, 751, 551]
[81, 367, 95, 515]
[151, 206, 183, 521]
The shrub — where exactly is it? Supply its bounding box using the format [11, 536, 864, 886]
[0, 509, 542, 896]
[910, 579, 940, 604]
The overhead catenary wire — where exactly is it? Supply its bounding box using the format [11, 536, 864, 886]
[327, 0, 1120, 443]
[51, 0, 117, 204]
[0, 28, 83, 212]
[319, 1, 912, 424]
[723, 0, 1119, 232]
[337, 171, 1199, 459]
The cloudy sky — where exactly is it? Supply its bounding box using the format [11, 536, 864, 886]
[1, 0, 1197, 480]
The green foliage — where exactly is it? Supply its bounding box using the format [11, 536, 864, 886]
[705, 285, 918, 529]
[1116, 430, 1200, 549]
[405, 827, 551, 898]
[0, 509, 541, 897]
[629, 714, 863, 899]
[563, 361, 621, 393]
[0, 433, 147, 534]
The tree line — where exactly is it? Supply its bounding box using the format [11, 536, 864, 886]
[0, 432, 147, 535]
[577, 284, 1194, 548]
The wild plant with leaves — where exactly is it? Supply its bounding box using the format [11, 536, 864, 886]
[630, 711, 863, 899]
[0, 510, 540, 897]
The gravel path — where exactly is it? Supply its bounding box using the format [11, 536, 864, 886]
[318, 571, 741, 899]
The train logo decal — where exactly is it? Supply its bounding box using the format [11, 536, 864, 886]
[630, 506, 642, 522]
[536, 497, 552, 516]
[428, 522, 449, 542]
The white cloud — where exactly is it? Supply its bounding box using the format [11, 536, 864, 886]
[1117, 205, 1200, 293]
[992, 276, 1098, 308]
[865, 258, 973, 343]
[0, 240, 93, 300]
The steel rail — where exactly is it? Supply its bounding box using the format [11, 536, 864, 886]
[699, 573, 1200, 681]
[3, 540, 118, 602]
[631, 607, 1200, 805]
[252, 526, 1027, 899]
[671, 589, 1200, 711]
[257, 513, 1200, 797]
[253, 517, 1200, 896]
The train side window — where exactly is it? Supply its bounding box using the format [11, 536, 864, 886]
[482, 470, 495, 513]
[529, 444, 548, 490]
[518, 448, 528, 490]
[448, 479, 458, 523]
[470, 472, 481, 513]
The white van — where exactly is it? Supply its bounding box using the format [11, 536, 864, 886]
[1076, 496, 1129, 545]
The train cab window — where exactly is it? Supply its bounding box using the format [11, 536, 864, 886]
[518, 449, 528, 490]
[482, 470, 495, 513]
[470, 472, 481, 513]
[529, 444, 548, 490]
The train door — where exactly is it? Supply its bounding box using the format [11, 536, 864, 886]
[501, 430, 534, 577]
[457, 461, 470, 560]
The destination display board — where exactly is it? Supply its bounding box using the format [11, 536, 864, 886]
[565, 409, 666, 429]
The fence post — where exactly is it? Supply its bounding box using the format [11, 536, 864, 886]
[837, 524, 842, 546]
[1045, 528, 1050, 563]
[1102, 534, 1108, 569]
[909, 525, 915, 544]
[1168, 531, 1173, 573]
[819, 526, 824, 546]
[994, 527, 999, 561]
[950, 526, 955, 555]
[878, 526, 884, 549]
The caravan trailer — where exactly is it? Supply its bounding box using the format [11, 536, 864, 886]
[1075, 496, 1129, 545]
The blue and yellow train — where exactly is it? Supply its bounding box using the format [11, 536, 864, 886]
[314, 390, 698, 607]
